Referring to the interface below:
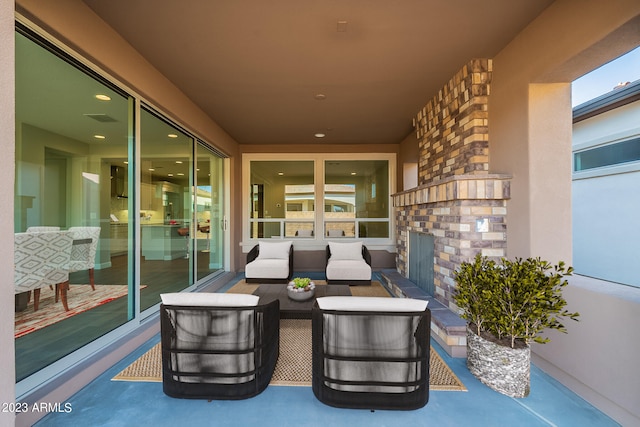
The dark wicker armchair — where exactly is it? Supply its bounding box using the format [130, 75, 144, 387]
[312, 296, 431, 410]
[160, 293, 280, 400]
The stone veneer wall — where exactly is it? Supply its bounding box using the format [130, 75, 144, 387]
[393, 175, 510, 307]
[394, 59, 511, 309]
[415, 59, 492, 184]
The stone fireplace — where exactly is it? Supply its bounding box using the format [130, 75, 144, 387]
[393, 59, 511, 310]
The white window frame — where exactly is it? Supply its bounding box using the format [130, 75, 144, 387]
[242, 152, 396, 253]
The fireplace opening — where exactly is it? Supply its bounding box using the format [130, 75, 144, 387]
[408, 232, 435, 296]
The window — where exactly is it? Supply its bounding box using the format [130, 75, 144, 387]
[244, 154, 394, 245]
[324, 160, 390, 238]
[574, 137, 640, 171]
[249, 160, 315, 238]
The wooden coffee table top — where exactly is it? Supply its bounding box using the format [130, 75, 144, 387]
[253, 284, 351, 319]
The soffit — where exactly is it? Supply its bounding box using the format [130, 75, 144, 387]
[82, 0, 554, 145]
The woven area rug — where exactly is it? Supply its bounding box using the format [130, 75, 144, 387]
[15, 284, 130, 339]
[113, 321, 466, 392]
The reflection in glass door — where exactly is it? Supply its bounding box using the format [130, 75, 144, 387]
[196, 142, 225, 282]
[139, 107, 193, 311]
[14, 28, 133, 383]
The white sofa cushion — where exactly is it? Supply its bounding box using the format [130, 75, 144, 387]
[317, 296, 428, 312]
[256, 240, 292, 259]
[161, 292, 259, 306]
[326, 259, 371, 281]
[328, 241, 363, 260]
[245, 258, 290, 279]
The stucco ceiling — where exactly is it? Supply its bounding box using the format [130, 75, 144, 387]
[82, 0, 554, 146]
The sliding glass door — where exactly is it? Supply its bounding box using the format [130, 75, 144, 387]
[14, 27, 133, 381]
[14, 23, 229, 391]
[196, 142, 226, 282]
[139, 107, 194, 312]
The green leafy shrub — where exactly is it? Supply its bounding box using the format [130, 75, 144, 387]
[453, 254, 579, 348]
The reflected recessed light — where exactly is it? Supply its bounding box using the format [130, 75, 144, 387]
[177, 173, 185, 176]
[148, 168, 155, 171]
[314, 133, 326, 138]
[278, 172, 284, 176]
[168, 134, 178, 138]
[175, 160, 183, 164]
[93, 134, 106, 139]
[351, 172, 357, 175]
[95, 94, 111, 101]
[123, 161, 129, 164]
[168, 173, 174, 177]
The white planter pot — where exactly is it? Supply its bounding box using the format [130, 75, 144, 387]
[466, 327, 530, 398]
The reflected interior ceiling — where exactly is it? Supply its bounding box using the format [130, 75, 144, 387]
[81, 0, 554, 145]
[15, 31, 212, 182]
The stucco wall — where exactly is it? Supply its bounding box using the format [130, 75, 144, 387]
[490, 1, 640, 424]
[0, 0, 15, 425]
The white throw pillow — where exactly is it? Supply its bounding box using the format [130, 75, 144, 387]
[316, 296, 428, 312]
[328, 241, 363, 260]
[256, 240, 292, 259]
[161, 292, 259, 306]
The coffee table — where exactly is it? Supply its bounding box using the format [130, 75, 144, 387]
[253, 284, 351, 319]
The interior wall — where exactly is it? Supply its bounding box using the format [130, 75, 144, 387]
[490, 0, 640, 424]
[0, 0, 15, 424]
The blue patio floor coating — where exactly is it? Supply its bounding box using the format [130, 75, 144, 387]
[34, 274, 619, 427]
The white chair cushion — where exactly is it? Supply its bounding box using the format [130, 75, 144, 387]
[317, 296, 428, 312]
[161, 292, 259, 306]
[245, 258, 290, 279]
[326, 259, 371, 281]
[328, 241, 363, 260]
[256, 240, 292, 259]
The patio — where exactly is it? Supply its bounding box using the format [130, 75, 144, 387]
[32, 274, 617, 427]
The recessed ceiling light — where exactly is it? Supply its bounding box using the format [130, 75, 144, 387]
[93, 134, 106, 139]
[314, 133, 326, 138]
[337, 20, 348, 32]
[314, 94, 326, 100]
[95, 94, 111, 101]
[168, 134, 178, 138]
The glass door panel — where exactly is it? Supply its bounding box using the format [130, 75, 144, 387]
[139, 107, 193, 311]
[14, 29, 132, 382]
[196, 142, 225, 282]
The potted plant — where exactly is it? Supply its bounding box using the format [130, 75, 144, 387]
[453, 254, 579, 398]
[287, 277, 316, 301]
